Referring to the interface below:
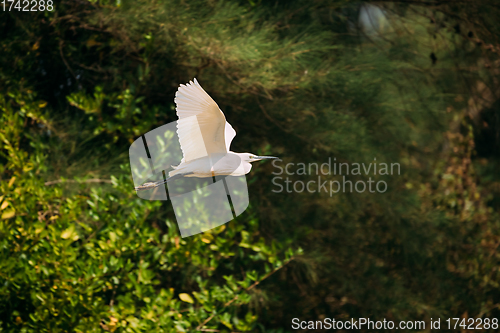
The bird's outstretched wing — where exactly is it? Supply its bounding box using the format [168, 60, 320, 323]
[175, 78, 232, 162]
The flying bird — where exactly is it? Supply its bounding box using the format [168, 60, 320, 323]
[135, 78, 277, 191]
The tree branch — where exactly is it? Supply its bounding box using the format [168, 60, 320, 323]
[44, 178, 113, 186]
[196, 257, 294, 331]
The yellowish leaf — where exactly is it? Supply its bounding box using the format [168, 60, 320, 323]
[61, 226, 79, 240]
[201, 233, 213, 243]
[0, 201, 9, 210]
[23, 163, 34, 172]
[32, 41, 40, 51]
[178, 293, 194, 303]
[215, 224, 226, 233]
[61, 229, 72, 239]
[221, 320, 233, 329]
[38, 101, 47, 108]
[1, 210, 15, 219]
[8, 176, 16, 188]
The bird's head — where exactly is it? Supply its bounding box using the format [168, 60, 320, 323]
[240, 153, 278, 163]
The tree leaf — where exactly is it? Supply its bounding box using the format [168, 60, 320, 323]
[2, 210, 16, 220]
[1, 210, 15, 219]
[178, 293, 194, 304]
[0, 201, 9, 210]
[8, 176, 16, 188]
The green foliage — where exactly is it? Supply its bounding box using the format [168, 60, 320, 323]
[0, 89, 296, 331]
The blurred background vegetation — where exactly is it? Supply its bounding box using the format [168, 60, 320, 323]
[1, 0, 500, 331]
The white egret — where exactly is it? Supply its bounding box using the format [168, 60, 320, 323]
[135, 78, 277, 191]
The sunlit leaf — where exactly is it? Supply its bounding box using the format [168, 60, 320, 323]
[178, 293, 194, 303]
[1, 210, 15, 219]
[0, 201, 9, 210]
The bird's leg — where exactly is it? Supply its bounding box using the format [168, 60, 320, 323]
[134, 173, 194, 191]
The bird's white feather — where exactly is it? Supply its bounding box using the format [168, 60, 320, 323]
[174, 78, 230, 162]
[224, 121, 236, 151]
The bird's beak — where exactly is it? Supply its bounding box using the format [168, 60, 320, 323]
[256, 156, 279, 161]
